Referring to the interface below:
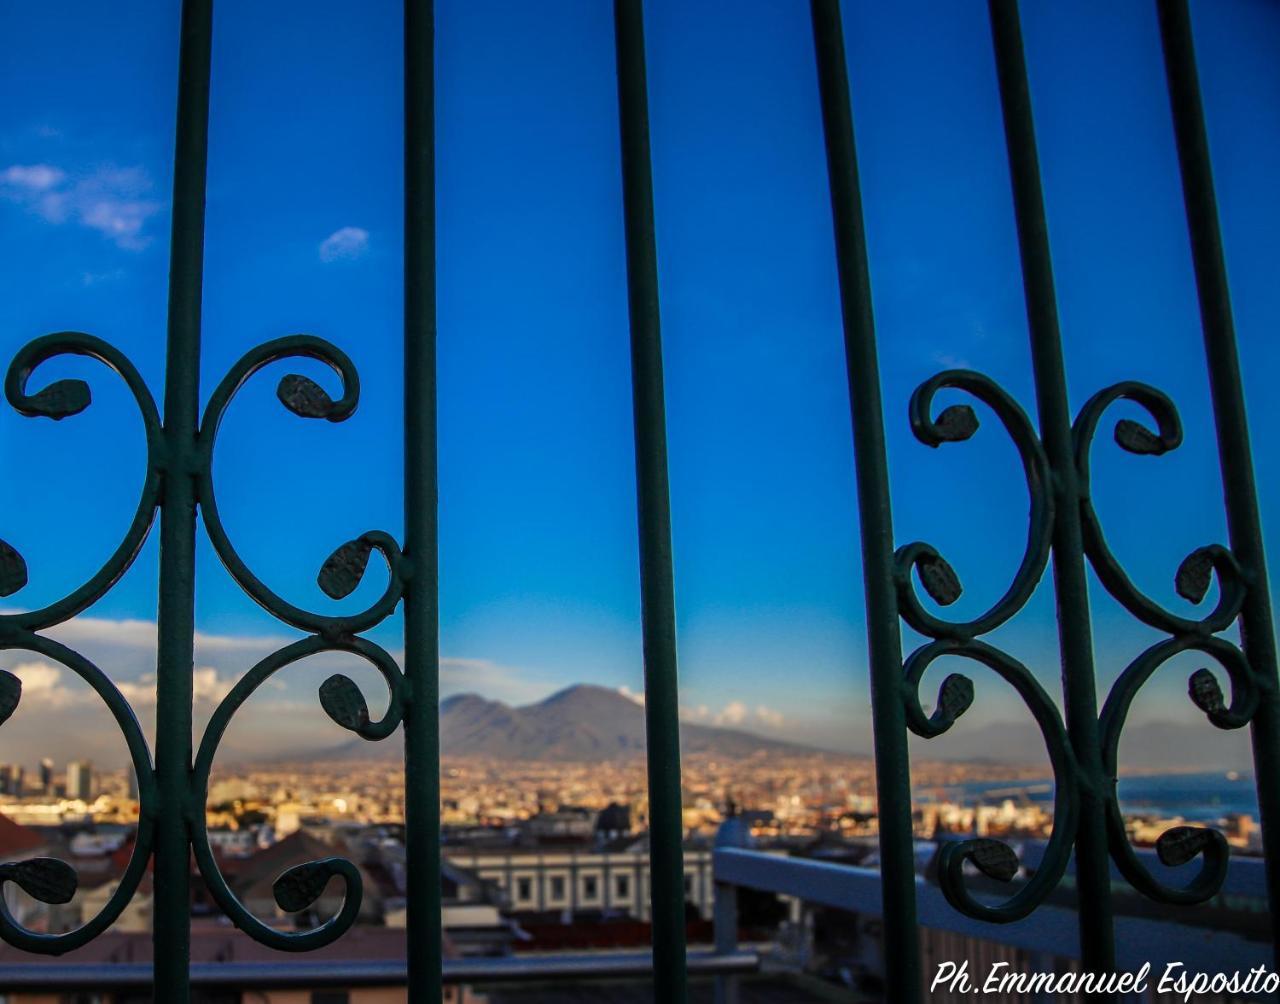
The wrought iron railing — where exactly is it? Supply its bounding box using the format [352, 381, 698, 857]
[0, 1, 1274, 1002]
[814, 0, 1279, 1000]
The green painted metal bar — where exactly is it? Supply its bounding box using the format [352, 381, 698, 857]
[807, 3, 922, 1002]
[611, 2, 688, 999]
[404, 0, 443, 998]
[154, 0, 214, 998]
[1156, 0, 1280, 969]
[987, 0, 1116, 983]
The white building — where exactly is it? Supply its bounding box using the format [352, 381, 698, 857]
[445, 844, 716, 921]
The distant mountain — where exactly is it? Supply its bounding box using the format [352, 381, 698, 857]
[316, 683, 831, 762]
[283, 684, 1251, 770]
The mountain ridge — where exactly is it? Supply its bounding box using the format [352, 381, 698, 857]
[267, 684, 1250, 770]
[311, 682, 840, 762]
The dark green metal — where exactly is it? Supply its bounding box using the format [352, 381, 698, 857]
[0, 630, 156, 953]
[190, 634, 402, 950]
[154, 0, 213, 996]
[1074, 381, 1258, 904]
[808, 3, 921, 1001]
[611, 2, 688, 1000]
[404, 0, 444, 998]
[190, 333, 407, 948]
[0, 0, 415, 983]
[0, 2, 1272, 997]
[1157, 0, 1280, 966]
[896, 371, 1054, 642]
[988, 0, 1115, 980]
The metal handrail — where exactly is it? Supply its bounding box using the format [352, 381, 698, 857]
[711, 846, 1269, 975]
[0, 948, 759, 990]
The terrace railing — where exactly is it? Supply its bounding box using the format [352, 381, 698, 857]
[0, 1, 1274, 1002]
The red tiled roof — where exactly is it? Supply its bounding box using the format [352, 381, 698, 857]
[0, 811, 47, 858]
[0, 925, 460, 965]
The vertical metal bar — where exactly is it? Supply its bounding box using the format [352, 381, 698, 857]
[808, 3, 921, 1001]
[154, 0, 213, 999]
[611, 2, 688, 999]
[404, 0, 442, 999]
[987, 0, 1116, 981]
[1157, 0, 1280, 968]
[712, 880, 740, 1004]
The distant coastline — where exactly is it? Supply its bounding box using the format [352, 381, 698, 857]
[927, 769, 1258, 823]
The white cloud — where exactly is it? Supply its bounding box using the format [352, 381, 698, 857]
[716, 700, 749, 726]
[48, 615, 165, 650]
[0, 612, 811, 763]
[1, 164, 65, 192]
[5, 657, 235, 713]
[681, 699, 784, 731]
[0, 162, 162, 250]
[618, 686, 645, 707]
[754, 704, 785, 728]
[194, 666, 235, 704]
[114, 667, 234, 708]
[43, 615, 293, 656]
[10, 661, 78, 708]
[319, 226, 370, 263]
[114, 677, 151, 706]
[623, 688, 780, 730]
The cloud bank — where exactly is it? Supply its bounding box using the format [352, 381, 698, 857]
[0, 613, 559, 768]
[0, 163, 163, 250]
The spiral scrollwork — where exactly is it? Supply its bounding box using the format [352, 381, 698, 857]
[1073, 381, 1246, 635]
[0, 333, 162, 635]
[900, 368, 1262, 921]
[893, 369, 1077, 923]
[191, 636, 403, 950]
[1073, 381, 1257, 904]
[0, 634, 156, 954]
[188, 335, 407, 949]
[904, 639, 1079, 922]
[0, 328, 405, 956]
[0, 333, 160, 954]
[1098, 637, 1255, 904]
[196, 335, 407, 637]
[894, 370, 1054, 641]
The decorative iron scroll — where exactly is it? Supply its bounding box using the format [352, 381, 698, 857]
[1076, 383, 1256, 905]
[902, 370, 1257, 921]
[0, 333, 161, 954]
[0, 332, 404, 953]
[896, 368, 1078, 922]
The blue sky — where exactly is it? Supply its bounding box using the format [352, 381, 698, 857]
[0, 0, 1276, 766]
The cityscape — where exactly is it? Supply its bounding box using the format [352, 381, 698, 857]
[0, 746, 1261, 854]
[0, 714, 1263, 996]
[1, 0, 1277, 997]
[0, 682, 1268, 1000]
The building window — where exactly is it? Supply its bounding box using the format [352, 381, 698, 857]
[615, 874, 630, 898]
[517, 876, 533, 902]
[550, 875, 566, 900]
[684, 874, 694, 896]
[583, 875, 598, 900]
